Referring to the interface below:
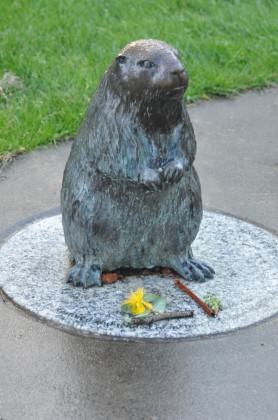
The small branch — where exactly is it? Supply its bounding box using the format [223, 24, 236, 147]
[129, 310, 194, 326]
[175, 279, 216, 317]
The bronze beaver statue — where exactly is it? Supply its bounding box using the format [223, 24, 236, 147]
[61, 39, 214, 287]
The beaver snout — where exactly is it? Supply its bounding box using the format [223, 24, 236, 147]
[171, 68, 188, 88]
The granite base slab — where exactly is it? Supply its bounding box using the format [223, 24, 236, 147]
[0, 211, 277, 341]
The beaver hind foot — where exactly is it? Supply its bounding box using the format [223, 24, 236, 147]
[67, 261, 102, 288]
[170, 256, 215, 282]
[182, 258, 215, 282]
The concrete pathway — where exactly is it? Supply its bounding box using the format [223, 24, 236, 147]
[0, 87, 277, 420]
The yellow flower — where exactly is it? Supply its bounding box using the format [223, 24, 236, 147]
[123, 288, 153, 315]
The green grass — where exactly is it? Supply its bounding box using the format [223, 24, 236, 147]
[0, 0, 277, 156]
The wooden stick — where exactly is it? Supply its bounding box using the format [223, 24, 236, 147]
[175, 279, 215, 317]
[129, 310, 194, 326]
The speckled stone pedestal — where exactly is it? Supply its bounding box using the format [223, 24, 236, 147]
[0, 210, 277, 341]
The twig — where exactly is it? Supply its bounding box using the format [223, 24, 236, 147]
[129, 310, 194, 326]
[175, 279, 216, 317]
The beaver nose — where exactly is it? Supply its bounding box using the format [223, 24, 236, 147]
[171, 68, 187, 85]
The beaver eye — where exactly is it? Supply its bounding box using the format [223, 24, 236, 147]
[116, 55, 127, 64]
[137, 60, 155, 69]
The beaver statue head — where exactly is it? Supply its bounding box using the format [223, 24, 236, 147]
[109, 39, 188, 102]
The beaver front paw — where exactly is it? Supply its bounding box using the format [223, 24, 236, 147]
[162, 159, 189, 184]
[139, 167, 162, 192]
[67, 261, 102, 288]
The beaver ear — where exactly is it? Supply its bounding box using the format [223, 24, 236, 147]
[116, 55, 127, 64]
[172, 48, 180, 58]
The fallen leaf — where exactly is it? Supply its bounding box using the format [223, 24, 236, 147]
[161, 267, 173, 276]
[102, 272, 123, 284]
[0, 72, 23, 92]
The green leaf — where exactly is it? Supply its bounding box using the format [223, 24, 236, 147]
[203, 292, 223, 313]
[134, 308, 152, 318]
[144, 293, 159, 303]
[121, 303, 132, 314]
[123, 315, 132, 325]
[153, 296, 167, 313]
